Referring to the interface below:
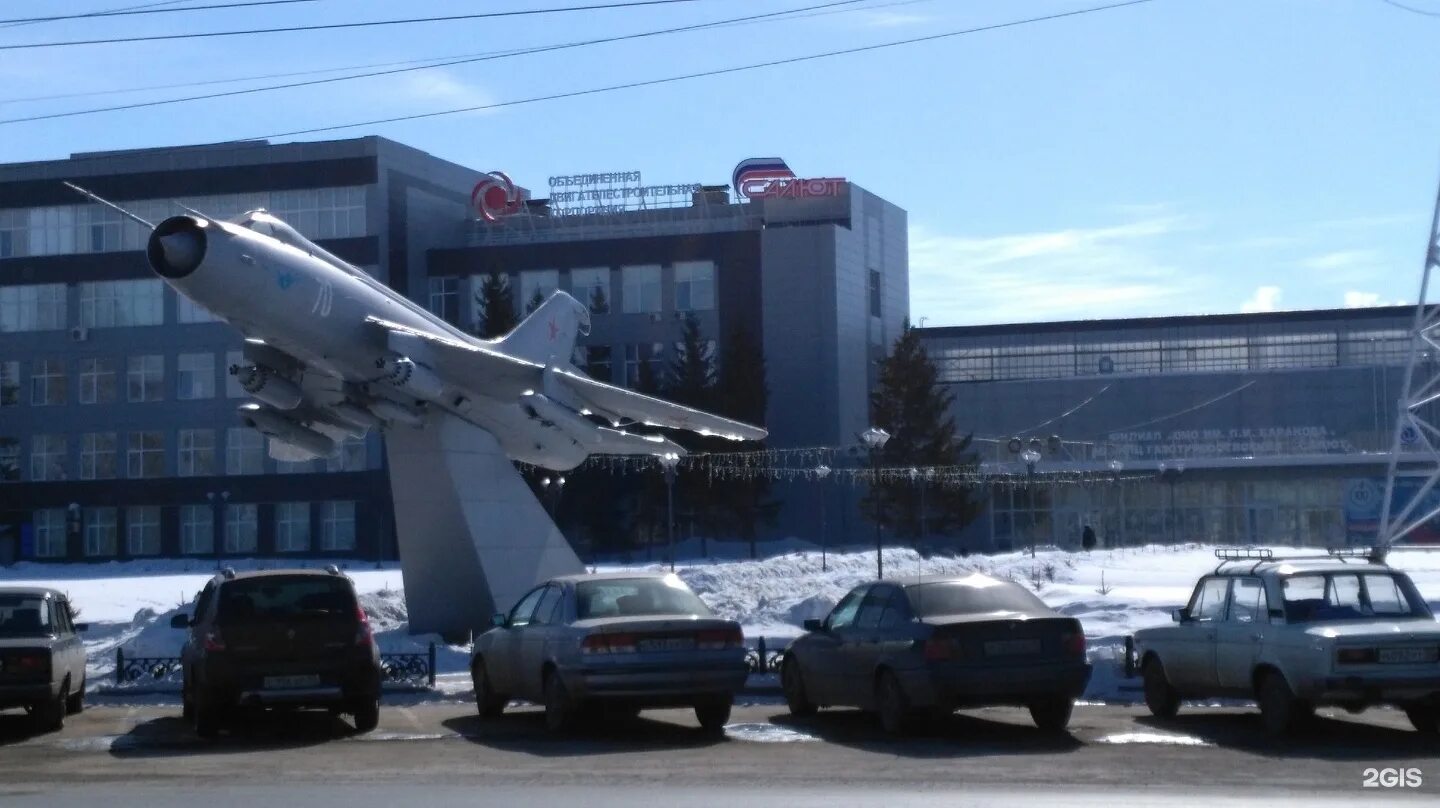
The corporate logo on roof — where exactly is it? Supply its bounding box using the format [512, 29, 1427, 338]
[471, 171, 526, 222]
[732, 157, 845, 200]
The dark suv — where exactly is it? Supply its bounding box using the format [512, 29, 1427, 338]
[172, 567, 381, 737]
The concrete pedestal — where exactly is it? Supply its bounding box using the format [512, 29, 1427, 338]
[385, 412, 582, 638]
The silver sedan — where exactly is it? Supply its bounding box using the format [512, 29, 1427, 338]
[470, 572, 748, 733]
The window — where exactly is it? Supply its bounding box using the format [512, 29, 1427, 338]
[574, 345, 612, 382]
[320, 501, 356, 552]
[854, 588, 890, 630]
[84, 507, 117, 557]
[427, 277, 460, 325]
[868, 269, 882, 317]
[79, 432, 117, 480]
[1189, 577, 1230, 622]
[520, 269, 559, 313]
[79, 279, 163, 327]
[276, 458, 314, 474]
[0, 437, 19, 481]
[127, 431, 165, 478]
[1229, 578, 1269, 624]
[621, 265, 662, 313]
[325, 437, 367, 472]
[27, 206, 75, 256]
[226, 427, 265, 475]
[225, 350, 245, 398]
[571, 268, 610, 314]
[180, 505, 214, 555]
[623, 343, 664, 389]
[30, 358, 66, 405]
[673, 261, 715, 312]
[127, 355, 164, 402]
[1361, 574, 1412, 615]
[176, 293, 218, 324]
[573, 578, 711, 619]
[177, 353, 215, 400]
[33, 509, 67, 558]
[507, 587, 547, 627]
[1, 360, 19, 406]
[531, 586, 564, 626]
[78, 358, 116, 405]
[126, 506, 161, 556]
[30, 434, 66, 481]
[225, 503, 259, 554]
[275, 502, 312, 552]
[825, 587, 867, 631]
[0, 284, 67, 332]
[178, 429, 216, 477]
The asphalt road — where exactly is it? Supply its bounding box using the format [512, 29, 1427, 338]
[1, 700, 1438, 806]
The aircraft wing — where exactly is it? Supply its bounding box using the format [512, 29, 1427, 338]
[551, 366, 768, 442]
[366, 316, 544, 400]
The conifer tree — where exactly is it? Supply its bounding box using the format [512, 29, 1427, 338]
[474, 272, 516, 338]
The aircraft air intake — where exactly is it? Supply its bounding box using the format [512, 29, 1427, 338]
[146, 215, 208, 279]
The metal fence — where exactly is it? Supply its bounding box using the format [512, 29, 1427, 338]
[745, 637, 785, 675]
[113, 644, 437, 690]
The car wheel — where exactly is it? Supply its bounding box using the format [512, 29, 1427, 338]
[352, 698, 380, 733]
[543, 671, 577, 734]
[34, 681, 67, 732]
[1142, 658, 1181, 719]
[782, 656, 817, 718]
[192, 689, 222, 739]
[694, 696, 732, 734]
[875, 670, 915, 736]
[1405, 704, 1439, 734]
[65, 678, 85, 715]
[472, 660, 507, 719]
[1257, 672, 1305, 737]
[1029, 696, 1075, 732]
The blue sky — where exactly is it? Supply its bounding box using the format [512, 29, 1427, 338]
[2, 0, 1437, 326]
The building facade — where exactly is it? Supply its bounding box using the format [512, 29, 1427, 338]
[918, 306, 1424, 552]
[0, 139, 908, 562]
[0, 137, 483, 564]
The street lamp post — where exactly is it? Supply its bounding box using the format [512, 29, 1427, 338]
[860, 427, 891, 579]
[658, 453, 680, 572]
[815, 464, 832, 571]
[1020, 448, 1041, 557]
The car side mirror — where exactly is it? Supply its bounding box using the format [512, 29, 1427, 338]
[74, 623, 90, 633]
[1171, 608, 1189, 623]
[491, 613, 508, 628]
[170, 614, 191, 630]
[803, 618, 824, 632]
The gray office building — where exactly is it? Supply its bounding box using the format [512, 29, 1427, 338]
[918, 306, 1425, 552]
[0, 137, 909, 563]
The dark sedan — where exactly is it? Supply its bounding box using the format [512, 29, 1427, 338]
[781, 574, 1092, 734]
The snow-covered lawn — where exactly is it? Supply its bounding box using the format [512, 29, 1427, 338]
[4, 545, 1438, 704]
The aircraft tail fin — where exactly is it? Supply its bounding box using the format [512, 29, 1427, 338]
[497, 291, 591, 367]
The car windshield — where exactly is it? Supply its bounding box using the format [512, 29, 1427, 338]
[905, 579, 1049, 618]
[1281, 573, 1429, 623]
[0, 594, 53, 638]
[575, 577, 711, 620]
[216, 577, 356, 626]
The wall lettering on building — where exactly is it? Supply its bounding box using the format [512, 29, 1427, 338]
[732, 157, 846, 200]
[1099, 426, 1356, 459]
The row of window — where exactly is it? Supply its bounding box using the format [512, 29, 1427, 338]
[1, 350, 245, 407]
[0, 429, 367, 482]
[28, 501, 357, 558]
[571, 340, 717, 388]
[926, 330, 1415, 383]
[0, 279, 222, 333]
[426, 262, 717, 324]
[0, 187, 366, 259]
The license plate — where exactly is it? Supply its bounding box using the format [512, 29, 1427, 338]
[638, 637, 696, 652]
[263, 675, 321, 689]
[1378, 647, 1439, 664]
[984, 639, 1041, 656]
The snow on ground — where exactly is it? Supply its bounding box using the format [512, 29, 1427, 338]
[4, 544, 1439, 704]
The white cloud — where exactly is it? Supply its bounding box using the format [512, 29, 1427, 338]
[1300, 249, 1384, 271]
[387, 70, 494, 114]
[1343, 290, 1408, 308]
[908, 217, 1194, 325]
[1240, 286, 1282, 313]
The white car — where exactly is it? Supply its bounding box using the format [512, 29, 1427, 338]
[1132, 550, 1440, 735]
[0, 588, 89, 732]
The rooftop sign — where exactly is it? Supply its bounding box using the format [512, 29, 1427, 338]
[732, 157, 845, 200]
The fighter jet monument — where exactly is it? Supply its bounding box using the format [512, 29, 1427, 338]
[64, 183, 767, 636]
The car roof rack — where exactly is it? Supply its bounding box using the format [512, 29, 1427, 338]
[1214, 548, 1273, 561]
[324, 564, 341, 576]
[1327, 547, 1387, 565]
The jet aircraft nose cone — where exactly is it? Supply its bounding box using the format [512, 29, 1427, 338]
[159, 232, 199, 269]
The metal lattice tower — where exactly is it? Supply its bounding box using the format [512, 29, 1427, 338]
[1377, 176, 1440, 557]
